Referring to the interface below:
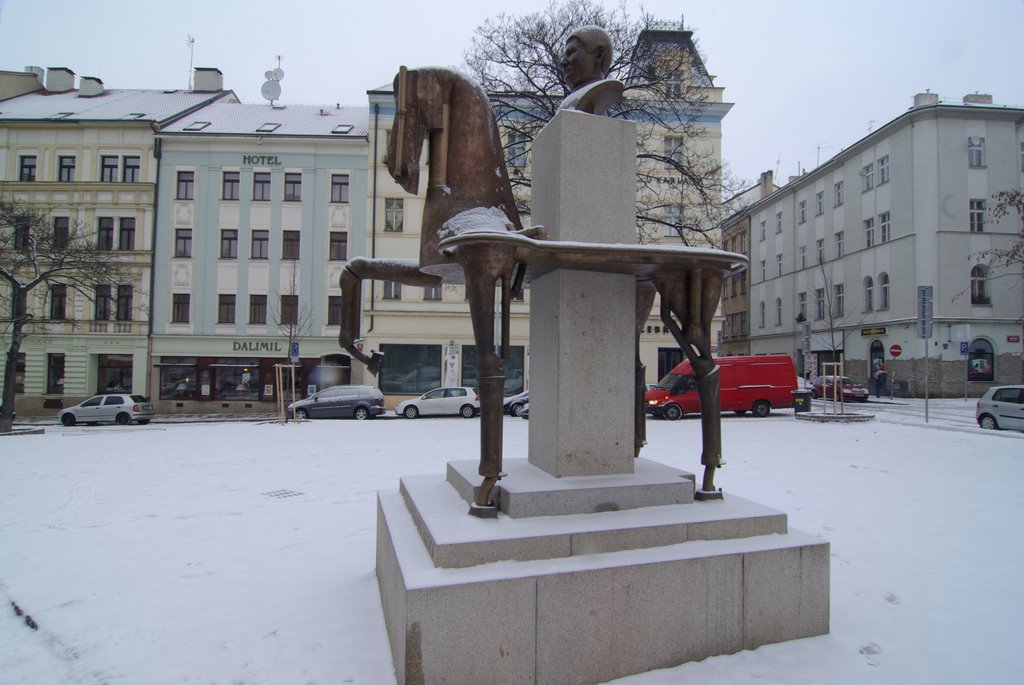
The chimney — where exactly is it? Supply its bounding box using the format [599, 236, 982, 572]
[46, 67, 75, 93]
[24, 66, 44, 85]
[913, 91, 939, 108]
[759, 170, 774, 198]
[192, 67, 223, 92]
[78, 76, 105, 97]
[963, 92, 993, 105]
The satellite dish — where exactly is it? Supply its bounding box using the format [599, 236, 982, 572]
[261, 80, 281, 103]
[272, 68, 285, 81]
[265, 70, 275, 80]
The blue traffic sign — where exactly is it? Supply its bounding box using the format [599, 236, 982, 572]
[290, 341, 300, 359]
[960, 342, 969, 356]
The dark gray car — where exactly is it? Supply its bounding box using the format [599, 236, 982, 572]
[288, 385, 385, 420]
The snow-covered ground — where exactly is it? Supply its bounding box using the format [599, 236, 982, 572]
[1, 397, 1021, 684]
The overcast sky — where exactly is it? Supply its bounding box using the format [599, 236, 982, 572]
[1, 0, 1020, 187]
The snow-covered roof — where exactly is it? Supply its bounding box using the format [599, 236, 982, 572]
[160, 102, 369, 138]
[0, 88, 235, 125]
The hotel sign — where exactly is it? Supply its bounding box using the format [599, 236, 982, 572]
[242, 155, 282, 166]
[860, 327, 887, 336]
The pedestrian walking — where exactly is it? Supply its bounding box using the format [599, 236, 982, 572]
[874, 363, 888, 398]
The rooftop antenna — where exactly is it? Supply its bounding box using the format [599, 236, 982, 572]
[261, 56, 284, 106]
[867, 119, 877, 132]
[774, 154, 782, 179]
[186, 34, 195, 89]
[811, 143, 835, 167]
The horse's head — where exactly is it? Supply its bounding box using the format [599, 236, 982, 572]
[385, 67, 445, 195]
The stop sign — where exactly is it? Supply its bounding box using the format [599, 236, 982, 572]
[890, 344, 903, 357]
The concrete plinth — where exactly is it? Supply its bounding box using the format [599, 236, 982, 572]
[376, 469, 830, 685]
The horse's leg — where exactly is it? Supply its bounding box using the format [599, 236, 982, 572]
[339, 257, 442, 375]
[456, 245, 518, 517]
[653, 269, 724, 499]
[634, 284, 657, 458]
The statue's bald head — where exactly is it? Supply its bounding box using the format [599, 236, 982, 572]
[561, 25, 613, 91]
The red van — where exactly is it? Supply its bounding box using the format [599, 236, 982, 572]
[646, 354, 797, 419]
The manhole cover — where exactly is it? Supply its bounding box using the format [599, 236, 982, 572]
[262, 489, 304, 499]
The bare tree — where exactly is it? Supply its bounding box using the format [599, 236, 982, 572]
[0, 197, 130, 432]
[464, 0, 747, 247]
[269, 261, 315, 407]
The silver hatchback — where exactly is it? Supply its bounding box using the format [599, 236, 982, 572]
[976, 385, 1024, 432]
[58, 394, 155, 426]
[288, 385, 385, 420]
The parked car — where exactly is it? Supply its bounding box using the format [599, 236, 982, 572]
[503, 391, 529, 417]
[810, 376, 869, 402]
[976, 385, 1024, 431]
[288, 385, 385, 420]
[58, 394, 154, 426]
[646, 355, 798, 419]
[396, 387, 479, 419]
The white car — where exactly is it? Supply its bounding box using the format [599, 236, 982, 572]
[976, 385, 1024, 432]
[395, 387, 479, 419]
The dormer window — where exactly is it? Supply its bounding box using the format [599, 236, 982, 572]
[256, 123, 280, 133]
[183, 121, 211, 131]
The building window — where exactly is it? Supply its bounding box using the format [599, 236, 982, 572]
[776, 211, 783, 233]
[798, 202, 806, 224]
[815, 288, 825, 320]
[95, 284, 112, 320]
[507, 133, 528, 168]
[835, 230, 844, 258]
[663, 136, 682, 167]
[759, 220, 766, 241]
[776, 253, 782, 277]
[969, 199, 985, 232]
[775, 297, 783, 326]
[97, 217, 114, 250]
[968, 339, 994, 381]
[759, 259, 766, 281]
[329, 231, 348, 260]
[118, 218, 135, 250]
[383, 281, 402, 300]
[1020, 142, 1024, 172]
[253, 172, 271, 201]
[758, 301, 765, 328]
[968, 137, 985, 168]
[222, 171, 240, 200]
[663, 205, 681, 237]
[864, 276, 874, 311]
[174, 229, 192, 258]
[834, 283, 844, 317]
[862, 162, 874, 191]
[218, 294, 236, 324]
[101, 156, 119, 182]
[816, 191, 824, 216]
[122, 156, 140, 183]
[424, 284, 442, 301]
[176, 171, 194, 199]
[49, 284, 67, 320]
[172, 293, 190, 323]
[251, 230, 269, 259]
[58, 156, 76, 182]
[799, 245, 807, 269]
[282, 230, 300, 260]
[878, 155, 889, 184]
[864, 217, 875, 247]
[47, 353, 65, 394]
[327, 296, 343, 325]
[249, 295, 267, 324]
[384, 198, 404, 232]
[834, 180, 844, 207]
[379, 343, 442, 395]
[331, 174, 350, 203]
[52, 217, 69, 250]
[18, 155, 37, 181]
[116, 285, 133, 321]
[879, 211, 891, 243]
[283, 172, 302, 202]
[280, 295, 298, 325]
[798, 292, 807, 321]
[220, 230, 238, 258]
[816, 238, 824, 263]
[13, 215, 30, 251]
[970, 265, 989, 304]
[879, 272, 890, 310]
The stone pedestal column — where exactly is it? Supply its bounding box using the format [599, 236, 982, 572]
[528, 110, 638, 477]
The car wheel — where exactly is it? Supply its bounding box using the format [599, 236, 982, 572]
[115, 412, 131, 425]
[295, 408, 309, 420]
[60, 413, 76, 427]
[663, 404, 683, 421]
[752, 400, 771, 418]
[353, 407, 369, 421]
[979, 414, 999, 430]
[460, 404, 476, 418]
[511, 403, 525, 417]
[734, 410, 747, 416]
[404, 405, 419, 419]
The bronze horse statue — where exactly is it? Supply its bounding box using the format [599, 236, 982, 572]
[339, 66, 737, 515]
